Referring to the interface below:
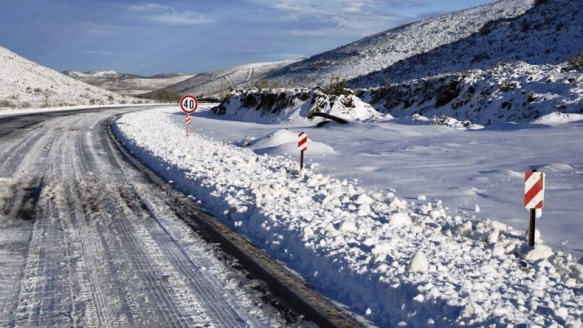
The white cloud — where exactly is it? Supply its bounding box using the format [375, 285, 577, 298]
[83, 50, 117, 56]
[249, 0, 421, 37]
[260, 53, 306, 60]
[129, 3, 213, 25]
[78, 22, 116, 35]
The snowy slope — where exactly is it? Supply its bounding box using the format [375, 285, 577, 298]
[63, 70, 195, 96]
[213, 0, 583, 126]
[263, 0, 534, 88]
[0, 46, 143, 111]
[353, 0, 583, 86]
[155, 60, 299, 100]
[113, 105, 583, 327]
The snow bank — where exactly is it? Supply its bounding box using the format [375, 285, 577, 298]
[113, 107, 582, 327]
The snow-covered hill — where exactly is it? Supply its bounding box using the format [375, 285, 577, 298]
[0, 46, 143, 111]
[351, 0, 583, 124]
[262, 0, 534, 88]
[63, 70, 195, 96]
[215, 0, 582, 125]
[152, 60, 299, 100]
[353, 0, 582, 86]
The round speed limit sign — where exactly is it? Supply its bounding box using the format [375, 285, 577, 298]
[180, 94, 198, 114]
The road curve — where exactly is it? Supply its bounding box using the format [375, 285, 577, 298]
[0, 107, 291, 327]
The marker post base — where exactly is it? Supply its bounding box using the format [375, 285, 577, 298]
[528, 208, 536, 248]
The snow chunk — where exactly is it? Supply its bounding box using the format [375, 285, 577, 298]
[338, 220, 358, 233]
[303, 226, 314, 240]
[389, 212, 412, 226]
[519, 244, 554, 262]
[408, 250, 429, 273]
[372, 243, 392, 263]
[354, 193, 374, 205]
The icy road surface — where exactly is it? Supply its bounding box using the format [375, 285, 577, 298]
[0, 107, 287, 327]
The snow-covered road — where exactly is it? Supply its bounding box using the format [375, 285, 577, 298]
[0, 107, 289, 327]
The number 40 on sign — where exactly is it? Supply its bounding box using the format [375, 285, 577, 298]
[180, 95, 198, 136]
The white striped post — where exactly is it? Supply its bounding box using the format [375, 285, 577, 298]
[524, 170, 545, 247]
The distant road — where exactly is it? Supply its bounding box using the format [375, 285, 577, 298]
[0, 107, 288, 327]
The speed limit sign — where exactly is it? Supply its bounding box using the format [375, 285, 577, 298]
[180, 94, 198, 114]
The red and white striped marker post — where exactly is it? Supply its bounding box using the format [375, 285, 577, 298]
[298, 132, 308, 170]
[185, 114, 191, 136]
[524, 170, 545, 247]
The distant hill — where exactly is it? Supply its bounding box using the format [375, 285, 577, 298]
[0, 46, 140, 111]
[146, 60, 299, 101]
[63, 70, 195, 96]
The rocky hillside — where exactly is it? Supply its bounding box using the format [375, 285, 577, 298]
[360, 61, 583, 125]
[0, 46, 143, 110]
[212, 88, 381, 124]
[63, 70, 195, 96]
[353, 0, 583, 124]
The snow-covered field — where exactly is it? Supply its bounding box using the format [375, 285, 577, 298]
[112, 103, 582, 327]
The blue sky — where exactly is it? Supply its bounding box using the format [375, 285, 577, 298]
[0, 0, 495, 76]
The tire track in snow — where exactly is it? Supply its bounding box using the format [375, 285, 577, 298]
[83, 119, 201, 327]
[12, 115, 91, 327]
[103, 118, 274, 326]
[117, 183, 260, 327]
[71, 115, 198, 328]
[0, 126, 47, 177]
[106, 121, 298, 327]
[0, 118, 56, 327]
